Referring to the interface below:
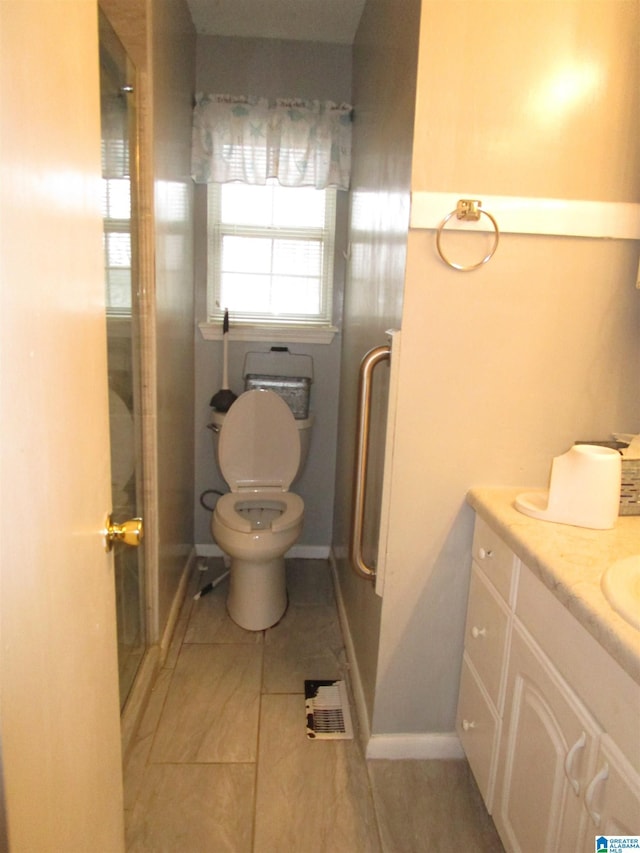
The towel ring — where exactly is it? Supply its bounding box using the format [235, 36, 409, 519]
[435, 199, 500, 271]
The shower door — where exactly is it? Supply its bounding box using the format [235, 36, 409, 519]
[99, 10, 146, 708]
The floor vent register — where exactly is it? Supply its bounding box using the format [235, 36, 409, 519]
[304, 680, 353, 740]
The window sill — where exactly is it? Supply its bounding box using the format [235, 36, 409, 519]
[198, 322, 338, 345]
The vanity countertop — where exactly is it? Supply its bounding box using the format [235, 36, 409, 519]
[467, 486, 640, 685]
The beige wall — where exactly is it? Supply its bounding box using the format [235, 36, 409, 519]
[371, 0, 640, 734]
[412, 0, 640, 202]
[333, 0, 422, 730]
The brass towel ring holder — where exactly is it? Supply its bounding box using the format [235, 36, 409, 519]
[435, 199, 500, 271]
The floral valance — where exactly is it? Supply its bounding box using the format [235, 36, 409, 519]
[191, 94, 352, 190]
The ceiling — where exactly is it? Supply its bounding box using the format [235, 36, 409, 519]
[185, 0, 367, 44]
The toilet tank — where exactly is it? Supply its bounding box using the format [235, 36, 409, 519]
[210, 408, 314, 485]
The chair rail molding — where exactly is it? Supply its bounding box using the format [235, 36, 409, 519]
[410, 192, 640, 241]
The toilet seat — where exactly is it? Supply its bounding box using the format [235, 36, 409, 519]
[218, 389, 301, 492]
[215, 491, 304, 534]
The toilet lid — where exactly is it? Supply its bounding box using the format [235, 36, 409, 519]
[218, 389, 300, 491]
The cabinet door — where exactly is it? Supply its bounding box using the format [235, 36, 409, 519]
[582, 734, 640, 849]
[495, 626, 599, 853]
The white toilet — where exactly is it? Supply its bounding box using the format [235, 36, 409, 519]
[211, 389, 312, 630]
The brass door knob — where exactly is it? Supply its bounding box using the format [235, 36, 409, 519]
[104, 514, 144, 552]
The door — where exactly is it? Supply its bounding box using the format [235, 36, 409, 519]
[100, 8, 147, 709]
[0, 2, 125, 850]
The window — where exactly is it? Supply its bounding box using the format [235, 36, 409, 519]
[102, 173, 132, 315]
[207, 180, 336, 329]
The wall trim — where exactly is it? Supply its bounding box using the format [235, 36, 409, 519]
[410, 191, 640, 240]
[366, 732, 465, 761]
[196, 543, 330, 559]
[329, 549, 372, 750]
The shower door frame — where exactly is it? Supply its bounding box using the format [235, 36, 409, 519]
[99, 3, 160, 739]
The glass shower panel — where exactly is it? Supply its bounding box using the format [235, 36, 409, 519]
[99, 9, 146, 709]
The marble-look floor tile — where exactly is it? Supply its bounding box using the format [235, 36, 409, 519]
[125, 762, 254, 853]
[162, 557, 227, 670]
[286, 558, 335, 606]
[185, 575, 263, 644]
[368, 759, 504, 852]
[262, 604, 345, 694]
[254, 693, 381, 852]
[150, 643, 262, 763]
[126, 559, 505, 852]
[124, 667, 173, 812]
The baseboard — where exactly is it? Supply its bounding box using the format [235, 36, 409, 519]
[288, 544, 330, 558]
[328, 549, 464, 761]
[195, 543, 223, 557]
[365, 732, 465, 760]
[328, 549, 372, 749]
[159, 548, 197, 663]
[195, 543, 330, 559]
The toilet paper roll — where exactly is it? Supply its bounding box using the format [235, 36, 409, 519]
[515, 444, 621, 530]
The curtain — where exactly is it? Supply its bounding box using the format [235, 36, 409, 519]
[191, 94, 352, 190]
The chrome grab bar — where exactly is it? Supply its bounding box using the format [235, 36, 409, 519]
[350, 344, 391, 581]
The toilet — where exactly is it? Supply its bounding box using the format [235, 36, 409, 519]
[211, 389, 312, 630]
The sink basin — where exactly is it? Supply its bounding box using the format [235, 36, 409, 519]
[601, 556, 640, 630]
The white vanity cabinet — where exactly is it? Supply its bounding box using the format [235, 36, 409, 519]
[458, 514, 640, 853]
[455, 517, 519, 810]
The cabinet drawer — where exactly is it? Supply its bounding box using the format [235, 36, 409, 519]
[473, 516, 518, 604]
[465, 564, 510, 710]
[457, 655, 500, 812]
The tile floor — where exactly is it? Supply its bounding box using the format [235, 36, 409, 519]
[124, 558, 503, 852]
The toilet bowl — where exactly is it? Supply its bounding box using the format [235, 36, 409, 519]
[211, 389, 306, 630]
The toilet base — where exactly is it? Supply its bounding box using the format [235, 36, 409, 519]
[226, 555, 287, 631]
